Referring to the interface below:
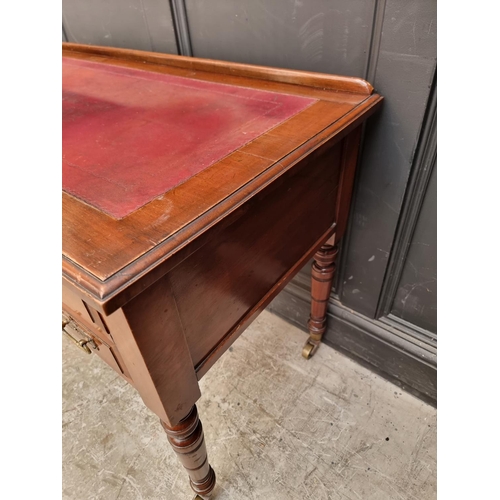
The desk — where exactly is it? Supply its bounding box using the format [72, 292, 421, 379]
[62, 42, 382, 498]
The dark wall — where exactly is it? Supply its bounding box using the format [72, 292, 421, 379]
[184, 0, 374, 77]
[339, 0, 436, 318]
[391, 161, 436, 333]
[62, 0, 178, 53]
[62, 0, 437, 403]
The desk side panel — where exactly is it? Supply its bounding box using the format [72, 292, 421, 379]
[168, 140, 342, 369]
[104, 275, 201, 425]
[63, 274, 201, 426]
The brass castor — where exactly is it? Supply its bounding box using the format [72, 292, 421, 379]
[302, 340, 318, 359]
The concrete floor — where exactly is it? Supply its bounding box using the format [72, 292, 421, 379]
[62, 310, 436, 500]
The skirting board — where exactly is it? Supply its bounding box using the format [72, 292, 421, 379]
[267, 280, 437, 407]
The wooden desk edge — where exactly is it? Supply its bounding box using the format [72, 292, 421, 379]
[62, 42, 374, 95]
[62, 93, 383, 314]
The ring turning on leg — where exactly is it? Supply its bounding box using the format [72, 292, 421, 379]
[161, 405, 216, 499]
[303, 243, 339, 359]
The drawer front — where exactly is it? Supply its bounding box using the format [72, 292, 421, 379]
[62, 312, 131, 382]
[62, 285, 115, 346]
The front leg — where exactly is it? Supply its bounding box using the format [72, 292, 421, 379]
[302, 240, 339, 359]
[161, 405, 216, 499]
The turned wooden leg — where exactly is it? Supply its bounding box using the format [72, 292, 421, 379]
[302, 242, 339, 359]
[161, 405, 216, 499]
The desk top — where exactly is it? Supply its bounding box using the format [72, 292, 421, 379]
[63, 57, 315, 218]
[62, 43, 382, 308]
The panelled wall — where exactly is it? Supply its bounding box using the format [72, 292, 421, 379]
[63, 0, 437, 403]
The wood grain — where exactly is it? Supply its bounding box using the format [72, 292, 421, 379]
[335, 126, 363, 241]
[62, 42, 374, 95]
[104, 275, 200, 425]
[308, 244, 339, 346]
[169, 140, 342, 369]
[161, 406, 216, 497]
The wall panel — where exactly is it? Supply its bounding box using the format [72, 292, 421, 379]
[391, 161, 437, 333]
[339, 0, 437, 317]
[62, 0, 178, 54]
[185, 0, 375, 77]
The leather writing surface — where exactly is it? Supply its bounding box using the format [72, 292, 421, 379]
[62, 58, 315, 218]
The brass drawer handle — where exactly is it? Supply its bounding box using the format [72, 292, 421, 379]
[62, 319, 97, 355]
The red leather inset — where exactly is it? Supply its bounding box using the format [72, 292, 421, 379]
[63, 57, 315, 218]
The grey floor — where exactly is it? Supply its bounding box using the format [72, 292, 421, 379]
[62, 310, 436, 500]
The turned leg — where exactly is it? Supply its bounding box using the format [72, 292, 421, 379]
[302, 241, 339, 359]
[161, 405, 216, 499]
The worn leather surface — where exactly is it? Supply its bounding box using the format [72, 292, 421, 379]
[62, 58, 315, 218]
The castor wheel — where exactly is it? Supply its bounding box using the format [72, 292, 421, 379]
[302, 340, 317, 359]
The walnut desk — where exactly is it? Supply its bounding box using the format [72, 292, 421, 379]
[62, 42, 383, 499]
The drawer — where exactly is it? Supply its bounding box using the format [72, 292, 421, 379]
[62, 285, 115, 346]
[62, 314, 131, 382]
